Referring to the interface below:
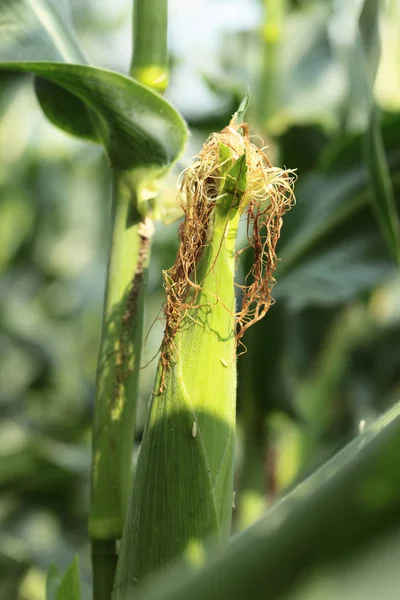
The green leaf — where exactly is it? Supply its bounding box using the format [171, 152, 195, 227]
[0, 62, 188, 172]
[218, 153, 247, 215]
[275, 226, 396, 310]
[291, 530, 400, 600]
[0, 1, 188, 170]
[34, 76, 98, 141]
[358, 0, 380, 88]
[46, 557, 81, 600]
[0, 0, 96, 140]
[231, 91, 250, 127]
[131, 402, 400, 600]
[357, 0, 400, 264]
[364, 110, 400, 265]
[273, 114, 400, 308]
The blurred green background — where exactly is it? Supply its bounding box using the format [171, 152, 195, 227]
[1, 0, 400, 598]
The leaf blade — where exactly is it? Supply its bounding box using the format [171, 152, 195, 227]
[0, 1, 188, 165]
[0, 61, 188, 171]
[131, 402, 400, 600]
[358, 0, 400, 264]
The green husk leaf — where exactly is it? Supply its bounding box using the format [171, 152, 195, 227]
[219, 142, 236, 176]
[218, 152, 247, 216]
[114, 160, 239, 594]
[231, 91, 250, 126]
[114, 126, 295, 595]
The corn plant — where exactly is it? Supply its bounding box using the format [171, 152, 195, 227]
[114, 112, 295, 593]
[0, 1, 186, 597]
[1, 1, 400, 600]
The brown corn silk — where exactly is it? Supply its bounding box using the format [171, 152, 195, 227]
[160, 120, 295, 386]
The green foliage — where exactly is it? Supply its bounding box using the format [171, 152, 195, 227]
[0, 0, 187, 173]
[357, 0, 400, 264]
[46, 558, 81, 600]
[1, 1, 400, 599]
[274, 112, 400, 307]
[114, 144, 247, 593]
[0, 2, 187, 599]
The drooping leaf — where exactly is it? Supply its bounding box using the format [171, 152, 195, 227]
[0, 1, 188, 170]
[34, 76, 98, 142]
[0, 61, 188, 172]
[0, 0, 97, 139]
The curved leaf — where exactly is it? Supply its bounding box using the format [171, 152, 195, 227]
[0, 1, 188, 168]
[0, 62, 188, 171]
[0, 0, 96, 140]
[34, 76, 98, 141]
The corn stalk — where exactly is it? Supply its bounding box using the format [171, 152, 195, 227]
[90, 1, 169, 598]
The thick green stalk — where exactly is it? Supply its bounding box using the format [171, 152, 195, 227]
[91, 1, 169, 597]
[114, 180, 241, 595]
[90, 171, 151, 600]
[130, 0, 168, 92]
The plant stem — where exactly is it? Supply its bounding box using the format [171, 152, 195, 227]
[90, 0, 169, 596]
[130, 0, 168, 93]
[256, 0, 286, 130]
[90, 170, 151, 600]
